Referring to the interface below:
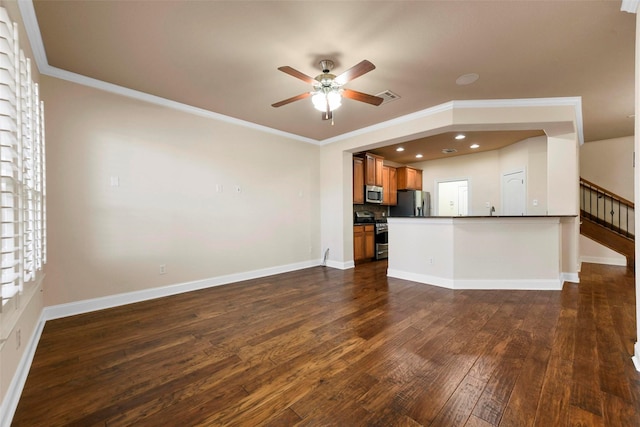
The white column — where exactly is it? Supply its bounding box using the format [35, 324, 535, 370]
[632, 6, 640, 371]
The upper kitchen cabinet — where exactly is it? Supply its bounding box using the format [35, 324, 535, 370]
[382, 165, 397, 206]
[397, 166, 423, 191]
[364, 153, 384, 187]
[353, 157, 365, 204]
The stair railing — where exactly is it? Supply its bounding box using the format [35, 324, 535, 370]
[580, 177, 635, 239]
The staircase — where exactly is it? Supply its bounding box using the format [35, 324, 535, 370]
[580, 177, 635, 267]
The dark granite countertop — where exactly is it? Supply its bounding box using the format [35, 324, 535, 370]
[388, 215, 578, 219]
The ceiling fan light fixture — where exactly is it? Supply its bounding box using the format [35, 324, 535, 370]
[273, 59, 382, 120]
[312, 89, 342, 112]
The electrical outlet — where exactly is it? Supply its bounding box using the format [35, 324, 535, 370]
[428, 257, 434, 265]
[159, 264, 166, 275]
[235, 185, 242, 193]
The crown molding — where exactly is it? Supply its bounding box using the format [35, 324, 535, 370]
[44, 66, 321, 145]
[16, 0, 584, 147]
[622, 0, 640, 13]
[17, 0, 319, 146]
[452, 97, 584, 145]
[319, 101, 455, 146]
[323, 97, 583, 146]
[17, 0, 47, 70]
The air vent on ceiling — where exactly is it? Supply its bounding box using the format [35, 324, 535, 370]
[375, 90, 401, 104]
[442, 148, 458, 154]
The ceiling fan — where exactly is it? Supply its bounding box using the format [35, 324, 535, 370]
[271, 59, 384, 121]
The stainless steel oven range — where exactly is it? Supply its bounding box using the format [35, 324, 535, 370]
[375, 220, 388, 260]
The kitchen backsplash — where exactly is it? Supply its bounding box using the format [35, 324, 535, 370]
[353, 204, 389, 220]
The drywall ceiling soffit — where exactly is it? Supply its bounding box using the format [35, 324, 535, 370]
[20, 1, 633, 153]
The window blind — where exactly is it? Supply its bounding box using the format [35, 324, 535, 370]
[0, 7, 45, 323]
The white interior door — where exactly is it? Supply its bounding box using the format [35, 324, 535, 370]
[437, 179, 468, 216]
[502, 170, 526, 215]
[458, 186, 468, 216]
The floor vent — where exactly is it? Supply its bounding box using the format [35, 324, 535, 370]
[376, 90, 401, 104]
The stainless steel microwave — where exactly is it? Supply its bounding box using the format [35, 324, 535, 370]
[365, 185, 383, 204]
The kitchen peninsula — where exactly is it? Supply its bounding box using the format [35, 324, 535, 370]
[387, 215, 577, 290]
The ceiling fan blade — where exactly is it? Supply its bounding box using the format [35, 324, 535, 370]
[271, 92, 311, 108]
[342, 89, 384, 106]
[334, 60, 376, 85]
[277, 66, 316, 84]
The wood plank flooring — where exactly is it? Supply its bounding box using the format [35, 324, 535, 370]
[11, 262, 640, 426]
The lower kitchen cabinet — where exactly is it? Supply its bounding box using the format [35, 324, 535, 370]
[354, 224, 375, 261]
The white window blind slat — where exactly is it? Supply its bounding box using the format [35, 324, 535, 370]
[0, 11, 45, 313]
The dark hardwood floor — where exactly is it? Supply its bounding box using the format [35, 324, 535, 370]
[12, 261, 640, 426]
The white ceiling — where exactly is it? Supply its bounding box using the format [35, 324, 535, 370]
[25, 1, 636, 161]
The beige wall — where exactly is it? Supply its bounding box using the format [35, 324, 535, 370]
[42, 76, 321, 305]
[579, 235, 626, 266]
[580, 135, 634, 201]
[416, 149, 500, 216]
[579, 136, 634, 265]
[413, 136, 548, 216]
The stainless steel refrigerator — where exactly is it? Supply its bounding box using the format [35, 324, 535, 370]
[390, 190, 431, 217]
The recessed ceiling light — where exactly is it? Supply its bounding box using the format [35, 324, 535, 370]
[470, 143, 480, 149]
[456, 73, 479, 86]
[416, 154, 423, 158]
[455, 134, 466, 140]
[396, 147, 405, 152]
[442, 148, 457, 154]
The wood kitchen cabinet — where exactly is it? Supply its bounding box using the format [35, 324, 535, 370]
[381, 165, 397, 206]
[353, 224, 375, 261]
[364, 153, 384, 187]
[397, 166, 423, 190]
[353, 157, 365, 204]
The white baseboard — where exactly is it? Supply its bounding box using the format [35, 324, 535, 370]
[387, 269, 455, 289]
[633, 343, 640, 372]
[560, 272, 580, 284]
[43, 259, 323, 321]
[387, 269, 562, 290]
[326, 259, 355, 270]
[580, 255, 627, 267]
[0, 312, 47, 427]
